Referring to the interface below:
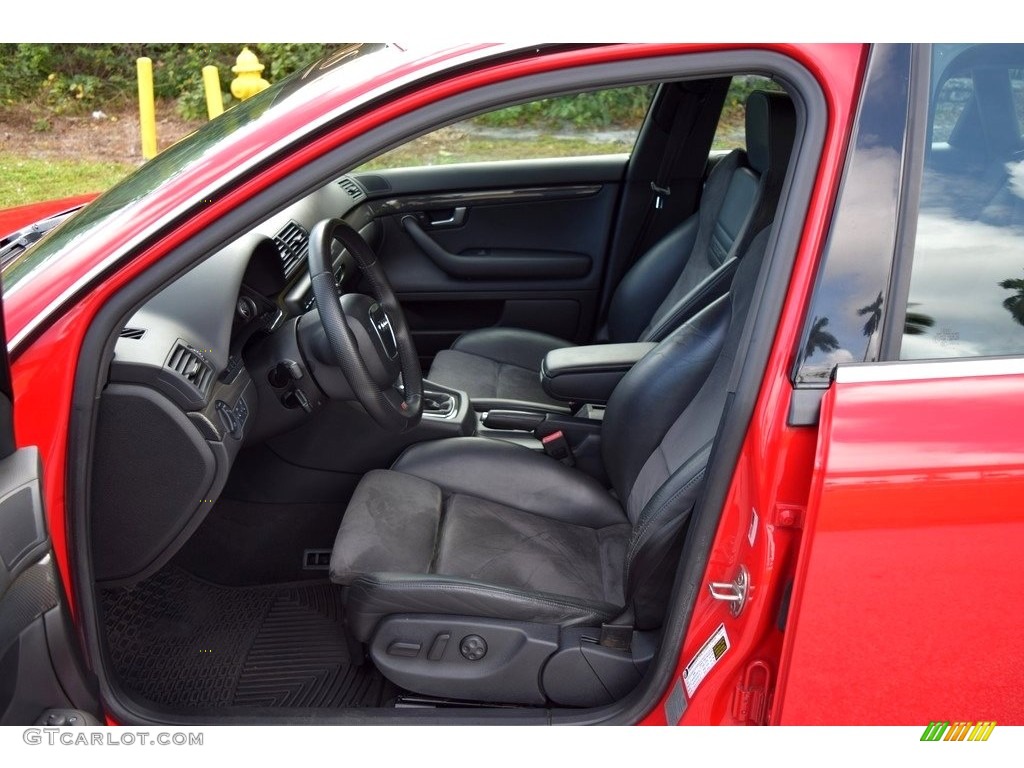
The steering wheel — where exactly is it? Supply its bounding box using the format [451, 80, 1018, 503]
[307, 218, 423, 432]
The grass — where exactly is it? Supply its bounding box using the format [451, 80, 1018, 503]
[0, 152, 134, 208]
[0, 134, 636, 207]
[360, 130, 635, 171]
[0, 122, 748, 207]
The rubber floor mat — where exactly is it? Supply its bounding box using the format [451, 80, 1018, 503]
[101, 568, 394, 710]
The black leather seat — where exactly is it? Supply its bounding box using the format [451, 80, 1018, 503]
[330, 228, 773, 704]
[425, 90, 795, 406]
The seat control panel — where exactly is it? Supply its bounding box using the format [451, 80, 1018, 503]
[371, 615, 559, 705]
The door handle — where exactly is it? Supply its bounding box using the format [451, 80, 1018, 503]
[424, 207, 467, 228]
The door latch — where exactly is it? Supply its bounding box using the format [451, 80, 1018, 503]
[708, 565, 749, 617]
[732, 659, 772, 725]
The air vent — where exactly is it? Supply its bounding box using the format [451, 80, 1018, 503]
[337, 176, 366, 201]
[166, 343, 213, 395]
[119, 327, 146, 340]
[273, 220, 309, 276]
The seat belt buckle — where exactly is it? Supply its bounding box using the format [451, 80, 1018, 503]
[540, 430, 575, 466]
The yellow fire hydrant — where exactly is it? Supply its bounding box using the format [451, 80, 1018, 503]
[230, 47, 270, 101]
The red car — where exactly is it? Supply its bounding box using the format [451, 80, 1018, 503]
[1, 42, 1021, 727]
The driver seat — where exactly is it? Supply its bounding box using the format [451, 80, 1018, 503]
[330, 230, 770, 704]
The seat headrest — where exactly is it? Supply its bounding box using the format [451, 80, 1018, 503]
[745, 90, 797, 176]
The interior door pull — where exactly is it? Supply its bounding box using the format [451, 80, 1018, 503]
[426, 207, 466, 228]
[401, 216, 591, 279]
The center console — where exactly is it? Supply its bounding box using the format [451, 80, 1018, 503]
[468, 341, 657, 483]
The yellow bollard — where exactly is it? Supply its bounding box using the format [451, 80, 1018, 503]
[230, 47, 270, 101]
[202, 65, 224, 120]
[136, 57, 158, 160]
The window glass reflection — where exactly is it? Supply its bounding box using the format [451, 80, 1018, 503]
[795, 45, 910, 384]
[901, 45, 1024, 360]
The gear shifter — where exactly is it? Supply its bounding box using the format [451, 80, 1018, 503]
[422, 391, 456, 418]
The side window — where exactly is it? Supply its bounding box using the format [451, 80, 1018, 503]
[930, 75, 973, 144]
[710, 75, 785, 151]
[1014, 68, 1024, 132]
[358, 85, 655, 170]
[900, 44, 1024, 360]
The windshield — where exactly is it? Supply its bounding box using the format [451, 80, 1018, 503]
[1, 43, 388, 292]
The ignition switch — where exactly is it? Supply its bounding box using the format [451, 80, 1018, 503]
[267, 359, 304, 388]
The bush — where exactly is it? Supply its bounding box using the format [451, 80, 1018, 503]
[0, 49, 779, 130]
[169, 44, 338, 119]
[472, 85, 655, 130]
[0, 44, 340, 118]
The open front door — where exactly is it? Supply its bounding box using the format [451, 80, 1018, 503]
[777, 359, 1024, 724]
[0, 283, 99, 725]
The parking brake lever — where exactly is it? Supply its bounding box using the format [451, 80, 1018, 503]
[481, 409, 546, 431]
[482, 410, 576, 466]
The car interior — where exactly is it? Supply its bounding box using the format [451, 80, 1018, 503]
[83, 67, 803, 718]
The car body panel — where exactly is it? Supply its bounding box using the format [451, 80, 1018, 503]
[0, 194, 96, 241]
[774, 362, 1024, 724]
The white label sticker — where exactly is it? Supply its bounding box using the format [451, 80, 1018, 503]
[682, 623, 730, 697]
[747, 507, 759, 547]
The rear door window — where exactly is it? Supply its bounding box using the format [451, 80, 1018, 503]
[900, 44, 1024, 360]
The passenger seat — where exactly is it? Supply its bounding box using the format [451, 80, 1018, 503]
[427, 90, 796, 406]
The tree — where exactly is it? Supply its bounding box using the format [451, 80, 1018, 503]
[804, 316, 840, 360]
[856, 291, 884, 360]
[999, 273, 1024, 327]
[904, 303, 935, 336]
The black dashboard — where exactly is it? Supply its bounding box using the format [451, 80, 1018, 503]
[108, 175, 371, 414]
[90, 175, 373, 586]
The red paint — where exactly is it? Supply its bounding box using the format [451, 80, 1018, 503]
[775, 373, 1024, 724]
[10, 308, 86, 602]
[644, 43, 867, 725]
[0, 194, 96, 238]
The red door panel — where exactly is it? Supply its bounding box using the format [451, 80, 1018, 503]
[776, 360, 1024, 724]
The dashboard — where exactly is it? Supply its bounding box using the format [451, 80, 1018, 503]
[108, 175, 372, 415]
[91, 174, 374, 586]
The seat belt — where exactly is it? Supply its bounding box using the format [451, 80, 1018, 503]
[629, 86, 709, 264]
[592, 88, 709, 342]
[593, 79, 728, 339]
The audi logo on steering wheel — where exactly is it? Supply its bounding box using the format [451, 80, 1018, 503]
[369, 303, 399, 359]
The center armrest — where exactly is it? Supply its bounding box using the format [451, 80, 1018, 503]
[541, 342, 656, 405]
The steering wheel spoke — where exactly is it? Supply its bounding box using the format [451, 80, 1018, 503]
[307, 218, 423, 431]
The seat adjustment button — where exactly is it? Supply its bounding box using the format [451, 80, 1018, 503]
[428, 632, 450, 661]
[460, 634, 487, 661]
[386, 641, 422, 658]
